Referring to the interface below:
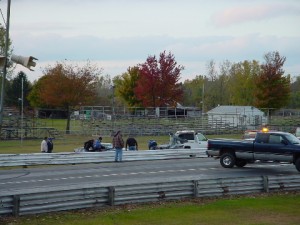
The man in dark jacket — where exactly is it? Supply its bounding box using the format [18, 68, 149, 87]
[125, 136, 138, 151]
[112, 130, 124, 162]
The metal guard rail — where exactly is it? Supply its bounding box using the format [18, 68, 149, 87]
[0, 175, 300, 216]
[0, 148, 208, 167]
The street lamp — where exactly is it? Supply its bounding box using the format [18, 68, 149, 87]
[111, 85, 115, 132]
[18, 76, 24, 146]
[0, 0, 38, 128]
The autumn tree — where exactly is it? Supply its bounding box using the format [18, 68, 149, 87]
[254, 51, 290, 111]
[28, 62, 100, 134]
[114, 66, 141, 108]
[135, 51, 184, 108]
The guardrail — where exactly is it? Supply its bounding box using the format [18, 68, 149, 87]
[0, 149, 207, 167]
[1, 174, 299, 216]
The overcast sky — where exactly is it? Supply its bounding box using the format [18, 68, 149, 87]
[1, 0, 300, 82]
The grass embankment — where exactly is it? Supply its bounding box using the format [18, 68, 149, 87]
[1, 192, 300, 225]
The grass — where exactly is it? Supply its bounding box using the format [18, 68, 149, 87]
[1, 192, 300, 225]
[0, 117, 243, 154]
[0, 134, 242, 154]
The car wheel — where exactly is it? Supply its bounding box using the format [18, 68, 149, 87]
[235, 159, 247, 167]
[295, 157, 300, 172]
[220, 153, 236, 168]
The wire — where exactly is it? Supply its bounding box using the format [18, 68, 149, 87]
[0, 8, 6, 27]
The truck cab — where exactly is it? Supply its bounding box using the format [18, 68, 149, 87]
[171, 130, 208, 149]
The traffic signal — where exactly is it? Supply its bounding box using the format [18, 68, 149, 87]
[11, 54, 38, 71]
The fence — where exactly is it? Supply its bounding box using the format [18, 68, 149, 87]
[1, 175, 299, 216]
[0, 149, 207, 167]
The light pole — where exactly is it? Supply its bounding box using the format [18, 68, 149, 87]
[18, 76, 24, 146]
[111, 85, 115, 132]
[201, 76, 205, 130]
[0, 0, 11, 127]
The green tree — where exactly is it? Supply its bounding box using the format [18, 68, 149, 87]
[228, 60, 260, 106]
[288, 76, 300, 108]
[182, 75, 204, 107]
[6, 71, 31, 109]
[114, 66, 141, 108]
[254, 51, 290, 110]
[28, 62, 100, 134]
[135, 51, 184, 108]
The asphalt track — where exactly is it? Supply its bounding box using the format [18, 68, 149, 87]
[1, 157, 299, 195]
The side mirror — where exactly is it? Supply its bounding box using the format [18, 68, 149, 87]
[281, 140, 288, 145]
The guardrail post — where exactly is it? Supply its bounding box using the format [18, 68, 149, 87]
[262, 176, 269, 193]
[193, 180, 199, 197]
[108, 186, 115, 206]
[12, 195, 20, 217]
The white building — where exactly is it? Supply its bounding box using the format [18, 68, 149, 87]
[206, 105, 267, 129]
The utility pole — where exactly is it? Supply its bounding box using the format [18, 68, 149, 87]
[0, 0, 11, 127]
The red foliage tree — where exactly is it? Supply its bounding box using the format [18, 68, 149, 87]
[254, 51, 290, 110]
[135, 51, 184, 108]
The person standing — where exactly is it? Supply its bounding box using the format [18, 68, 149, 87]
[126, 136, 138, 151]
[47, 138, 54, 153]
[41, 136, 48, 153]
[112, 131, 124, 162]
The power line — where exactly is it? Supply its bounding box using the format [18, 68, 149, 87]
[0, 7, 6, 27]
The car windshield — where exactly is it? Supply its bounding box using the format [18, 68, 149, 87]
[285, 133, 300, 144]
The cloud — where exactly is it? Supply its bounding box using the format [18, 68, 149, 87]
[12, 32, 300, 82]
[212, 3, 300, 27]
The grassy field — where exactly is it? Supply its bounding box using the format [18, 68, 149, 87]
[1, 192, 300, 225]
[0, 134, 242, 154]
[0, 118, 243, 153]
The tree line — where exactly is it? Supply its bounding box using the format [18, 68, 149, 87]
[1, 41, 298, 133]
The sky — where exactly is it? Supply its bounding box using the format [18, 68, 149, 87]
[1, 0, 300, 82]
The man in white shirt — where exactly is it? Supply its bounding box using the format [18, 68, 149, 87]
[41, 137, 48, 153]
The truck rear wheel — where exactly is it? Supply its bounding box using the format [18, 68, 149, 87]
[220, 153, 236, 168]
[295, 158, 300, 172]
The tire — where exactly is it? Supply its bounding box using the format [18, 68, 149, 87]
[220, 153, 236, 168]
[235, 159, 247, 167]
[295, 157, 300, 172]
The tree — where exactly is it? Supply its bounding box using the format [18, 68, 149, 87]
[254, 51, 290, 110]
[6, 71, 31, 110]
[227, 60, 260, 106]
[182, 75, 204, 107]
[135, 51, 184, 108]
[114, 66, 142, 108]
[288, 76, 300, 108]
[94, 74, 113, 106]
[28, 62, 100, 134]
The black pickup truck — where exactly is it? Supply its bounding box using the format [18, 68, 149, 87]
[207, 131, 300, 172]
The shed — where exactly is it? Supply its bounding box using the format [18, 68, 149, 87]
[206, 105, 267, 128]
